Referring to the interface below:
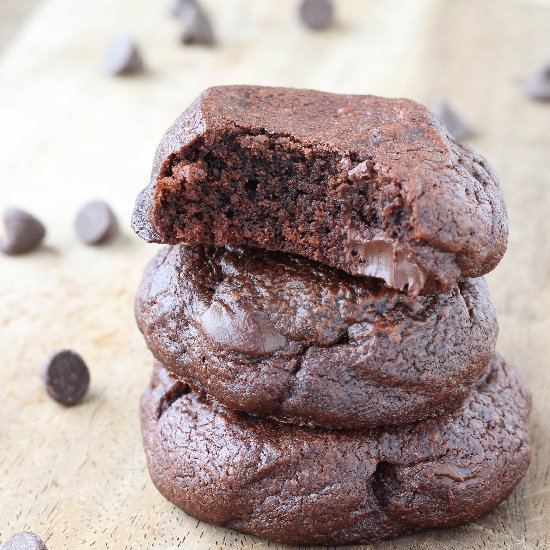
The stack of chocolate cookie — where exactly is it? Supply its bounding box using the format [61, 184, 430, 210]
[132, 86, 531, 545]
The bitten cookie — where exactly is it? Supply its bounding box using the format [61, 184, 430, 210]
[131, 85, 508, 295]
[135, 244, 498, 429]
[140, 354, 531, 546]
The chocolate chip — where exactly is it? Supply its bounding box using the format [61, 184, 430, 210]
[0, 208, 46, 255]
[167, 0, 192, 17]
[179, 1, 214, 46]
[298, 0, 334, 30]
[42, 350, 90, 406]
[75, 200, 118, 245]
[431, 97, 471, 141]
[526, 63, 550, 101]
[1, 531, 47, 550]
[104, 36, 144, 76]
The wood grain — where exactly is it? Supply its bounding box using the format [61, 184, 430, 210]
[0, 0, 549, 548]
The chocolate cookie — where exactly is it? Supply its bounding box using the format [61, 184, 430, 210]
[131, 86, 507, 295]
[135, 244, 498, 429]
[140, 354, 531, 546]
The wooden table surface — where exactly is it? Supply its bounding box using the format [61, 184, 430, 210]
[0, 0, 549, 548]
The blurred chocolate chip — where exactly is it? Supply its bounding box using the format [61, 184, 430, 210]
[75, 200, 118, 245]
[42, 350, 90, 406]
[431, 97, 472, 141]
[1, 531, 48, 550]
[179, 1, 214, 45]
[298, 0, 334, 30]
[0, 208, 46, 255]
[104, 36, 144, 76]
[167, 0, 192, 17]
[526, 63, 550, 101]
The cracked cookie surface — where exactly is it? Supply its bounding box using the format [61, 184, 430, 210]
[135, 244, 498, 429]
[140, 354, 531, 546]
[131, 85, 508, 295]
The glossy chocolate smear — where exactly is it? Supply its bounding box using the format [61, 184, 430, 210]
[198, 299, 287, 356]
[347, 234, 425, 294]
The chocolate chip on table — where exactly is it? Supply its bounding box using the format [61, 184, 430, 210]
[42, 350, 90, 407]
[1, 531, 47, 550]
[526, 62, 550, 101]
[104, 36, 144, 76]
[167, 0, 192, 17]
[431, 97, 472, 141]
[0, 208, 46, 256]
[179, 1, 214, 46]
[298, 0, 334, 30]
[166, 0, 182, 16]
[75, 200, 118, 245]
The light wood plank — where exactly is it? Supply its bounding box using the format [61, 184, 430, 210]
[0, 0, 549, 547]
